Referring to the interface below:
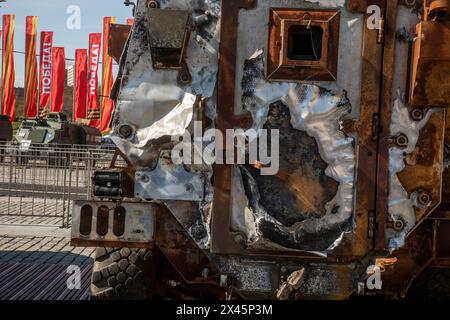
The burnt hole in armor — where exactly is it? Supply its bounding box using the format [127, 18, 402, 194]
[243, 102, 339, 227]
[258, 216, 353, 252]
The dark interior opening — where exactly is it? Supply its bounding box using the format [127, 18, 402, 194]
[79, 205, 93, 236]
[287, 25, 323, 61]
[96, 206, 109, 236]
[113, 206, 126, 237]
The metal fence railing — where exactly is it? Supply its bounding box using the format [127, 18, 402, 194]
[0, 143, 123, 227]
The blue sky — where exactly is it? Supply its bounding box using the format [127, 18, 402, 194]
[1, 0, 133, 87]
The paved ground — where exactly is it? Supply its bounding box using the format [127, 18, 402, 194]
[0, 219, 95, 300]
[0, 215, 65, 226]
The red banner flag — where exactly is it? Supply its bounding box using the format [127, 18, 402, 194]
[74, 49, 88, 122]
[39, 31, 53, 117]
[2, 15, 16, 121]
[87, 33, 102, 128]
[51, 47, 66, 113]
[127, 18, 134, 26]
[100, 17, 117, 133]
[24, 16, 38, 118]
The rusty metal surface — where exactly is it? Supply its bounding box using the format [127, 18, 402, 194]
[216, 0, 255, 130]
[430, 259, 450, 267]
[409, 20, 450, 107]
[108, 24, 131, 64]
[381, 220, 435, 298]
[431, 109, 450, 221]
[397, 110, 445, 224]
[155, 205, 220, 286]
[71, 239, 152, 248]
[267, 8, 340, 81]
[164, 201, 210, 248]
[427, 0, 450, 19]
[211, 0, 258, 254]
[374, 0, 399, 251]
[348, 0, 386, 13]
[430, 108, 450, 265]
[334, 5, 385, 258]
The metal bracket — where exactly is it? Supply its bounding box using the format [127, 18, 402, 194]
[135, 151, 204, 202]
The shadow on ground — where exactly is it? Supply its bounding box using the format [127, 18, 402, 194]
[0, 251, 93, 300]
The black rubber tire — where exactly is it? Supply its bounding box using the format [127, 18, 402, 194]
[90, 247, 155, 300]
[407, 267, 450, 300]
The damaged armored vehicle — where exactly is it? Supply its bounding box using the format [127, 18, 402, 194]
[14, 112, 102, 146]
[71, 0, 450, 300]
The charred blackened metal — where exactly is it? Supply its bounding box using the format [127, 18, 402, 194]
[245, 103, 338, 225]
[228, 50, 356, 252]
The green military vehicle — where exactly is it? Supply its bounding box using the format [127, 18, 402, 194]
[13, 112, 102, 165]
[14, 112, 102, 146]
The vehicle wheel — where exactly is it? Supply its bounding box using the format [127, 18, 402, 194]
[407, 267, 450, 300]
[90, 247, 156, 300]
